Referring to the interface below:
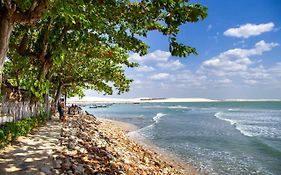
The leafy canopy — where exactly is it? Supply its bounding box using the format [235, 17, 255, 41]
[5, 0, 207, 99]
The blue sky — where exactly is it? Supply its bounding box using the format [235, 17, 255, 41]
[87, 0, 281, 99]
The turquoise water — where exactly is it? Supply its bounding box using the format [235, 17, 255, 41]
[84, 101, 281, 175]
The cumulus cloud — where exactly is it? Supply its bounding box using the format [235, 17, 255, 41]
[126, 44, 280, 97]
[133, 80, 142, 85]
[201, 40, 278, 74]
[136, 65, 155, 72]
[156, 60, 184, 70]
[129, 50, 171, 63]
[243, 79, 258, 85]
[217, 78, 232, 84]
[150, 73, 170, 80]
[223, 22, 274, 38]
[240, 63, 281, 86]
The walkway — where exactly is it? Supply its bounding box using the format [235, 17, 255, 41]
[0, 117, 61, 175]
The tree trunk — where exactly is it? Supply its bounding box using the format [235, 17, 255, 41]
[0, 12, 13, 89]
[54, 82, 62, 112]
[41, 56, 52, 119]
[43, 91, 50, 119]
[64, 92, 67, 106]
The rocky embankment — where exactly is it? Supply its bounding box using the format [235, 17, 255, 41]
[50, 114, 186, 175]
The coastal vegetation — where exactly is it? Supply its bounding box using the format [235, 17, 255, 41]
[0, 113, 46, 148]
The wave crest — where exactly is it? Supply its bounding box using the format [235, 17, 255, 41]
[214, 112, 237, 125]
[153, 113, 167, 123]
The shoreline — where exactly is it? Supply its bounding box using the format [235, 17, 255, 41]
[1, 113, 199, 174]
[98, 117, 200, 175]
[51, 113, 190, 174]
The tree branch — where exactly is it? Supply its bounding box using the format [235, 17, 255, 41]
[39, 17, 52, 62]
[12, 0, 49, 25]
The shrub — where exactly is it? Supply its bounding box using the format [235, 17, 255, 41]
[0, 113, 47, 148]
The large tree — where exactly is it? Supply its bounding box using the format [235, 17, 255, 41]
[3, 0, 208, 114]
[49, 45, 135, 106]
[0, 0, 49, 84]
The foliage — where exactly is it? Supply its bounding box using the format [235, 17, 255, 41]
[5, 0, 208, 101]
[50, 45, 138, 98]
[4, 54, 49, 99]
[0, 113, 47, 148]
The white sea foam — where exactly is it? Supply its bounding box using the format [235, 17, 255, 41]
[214, 112, 255, 137]
[214, 112, 237, 125]
[227, 108, 242, 112]
[130, 113, 167, 139]
[144, 105, 168, 108]
[168, 105, 191, 110]
[214, 111, 281, 138]
[235, 125, 255, 137]
[153, 113, 167, 123]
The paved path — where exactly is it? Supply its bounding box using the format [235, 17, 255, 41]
[0, 117, 61, 175]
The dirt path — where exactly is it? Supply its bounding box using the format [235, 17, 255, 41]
[0, 117, 61, 175]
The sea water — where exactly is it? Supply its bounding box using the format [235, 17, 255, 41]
[84, 101, 281, 175]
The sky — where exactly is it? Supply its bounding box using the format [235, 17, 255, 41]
[86, 0, 281, 100]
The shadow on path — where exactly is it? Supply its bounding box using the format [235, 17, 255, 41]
[0, 117, 61, 175]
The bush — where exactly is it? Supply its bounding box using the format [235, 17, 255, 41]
[0, 113, 47, 148]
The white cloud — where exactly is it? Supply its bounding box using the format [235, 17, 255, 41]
[207, 24, 212, 31]
[243, 79, 257, 85]
[201, 40, 278, 74]
[269, 62, 281, 75]
[150, 73, 170, 80]
[133, 80, 142, 85]
[125, 43, 280, 98]
[203, 57, 251, 72]
[136, 65, 154, 72]
[129, 50, 171, 63]
[217, 79, 232, 84]
[171, 70, 206, 87]
[156, 60, 184, 70]
[240, 63, 281, 86]
[223, 22, 274, 38]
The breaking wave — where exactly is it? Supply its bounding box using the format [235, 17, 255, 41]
[153, 113, 167, 123]
[214, 111, 281, 138]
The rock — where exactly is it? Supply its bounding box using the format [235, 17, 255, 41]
[67, 142, 75, 149]
[62, 158, 71, 169]
[52, 114, 185, 175]
[54, 160, 62, 169]
[41, 166, 51, 174]
[66, 170, 73, 175]
[74, 164, 85, 174]
[78, 147, 88, 154]
[53, 169, 60, 175]
[124, 158, 130, 164]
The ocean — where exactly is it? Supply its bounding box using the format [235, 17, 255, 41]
[84, 101, 281, 175]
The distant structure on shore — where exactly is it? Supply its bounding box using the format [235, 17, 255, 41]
[140, 98, 166, 101]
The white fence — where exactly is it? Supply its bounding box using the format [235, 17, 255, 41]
[0, 101, 41, 125]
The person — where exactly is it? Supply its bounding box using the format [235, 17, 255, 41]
[58, 99, 65, 122]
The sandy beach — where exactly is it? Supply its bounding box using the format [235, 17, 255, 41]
[67, 97, 217, 104]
